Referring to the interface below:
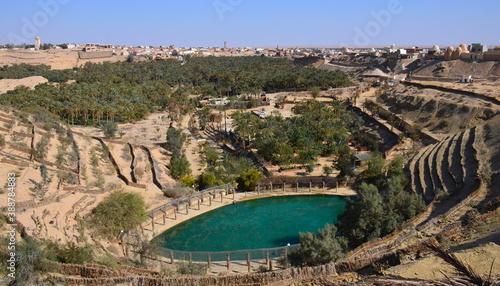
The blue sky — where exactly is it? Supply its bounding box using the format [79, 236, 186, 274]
[1, 0, 499, 47]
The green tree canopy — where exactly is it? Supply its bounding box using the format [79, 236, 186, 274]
[289, 224, 347, 267]
[89, 190, 148, 238]
[236, 169, 263, 192]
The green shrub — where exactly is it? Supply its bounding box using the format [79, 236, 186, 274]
[89, 190, 148, 239]
[176, 262, 208, 276]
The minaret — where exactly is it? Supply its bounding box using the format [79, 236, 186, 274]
[224, 41, 227, 49]
[35, 37, 41, 50]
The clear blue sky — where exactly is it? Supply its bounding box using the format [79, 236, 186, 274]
[1, 0, 499, 47]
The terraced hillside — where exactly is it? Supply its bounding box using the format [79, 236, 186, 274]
[407, 126, 481, 205]
[0, 107, 177, 242]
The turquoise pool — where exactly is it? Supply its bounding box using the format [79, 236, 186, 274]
[154, 195, 348, 253]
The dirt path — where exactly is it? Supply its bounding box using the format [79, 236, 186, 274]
[180, 114, 202, 176]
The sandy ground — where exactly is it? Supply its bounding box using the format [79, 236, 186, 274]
[411, 80, 500, 102]
[0, 49, 127, 70]
[0, 76, 48, 94]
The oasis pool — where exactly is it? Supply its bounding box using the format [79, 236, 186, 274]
[154, 195, 348, 253]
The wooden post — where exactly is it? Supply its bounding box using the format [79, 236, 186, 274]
[141, 224, 144, 235]
[336, 181, 338, 192]
[174, 209, 177, 220]
[125, 246, 129, 258]
[151, 218, 155, 231]
[247, 252, 251, 272]
[270, 183, 273, 193]
[186, 203, 189, 215]
[227, 253, 231, 271]
[269, 259, 273, 271]
[207, 253, 211, 269]
[170, 251, 174, 264]
[232, 189, 235, 200]
[284, 247, 288, 261]
[265, 251, 269, 265]
[162, 213, 166, 225]
[323, 181, 325, 191]
[189, 253, 192, 262]
[296, 182, 298, 192]
[209, 196, 212, 206]
[198, 199, 200, 210]
[221, 192, 223, 203]
[257, 185, 260, 194]
[309, 182, 312, 192]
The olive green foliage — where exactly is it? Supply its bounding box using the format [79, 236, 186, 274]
[179, 176, 197, 187]
[308, 87, 321, 98]
[131, 234, 160, 268]
[340, 156, 425, 247]
[289, 224, 347, 267]
[250, 100, 359, 167]
[204, 146, 219, 166]
[0, 58, 351, 124]
[100, 121, 118, 138]
[32, 133, 50, 161]
[236, 169, 263, 192]
[166, 127, 187, 154]
[169, 155, 192, 179]
[89, 190, 148, 238]
[196, 153, 255, 190]
[176, 261, 208, 276]
[196, 172, 218, 190]
[0, 134, 5, 149]
[45, 241, 93, 265]
[0, 236, 45, 285]
[334, 144, 355, 183]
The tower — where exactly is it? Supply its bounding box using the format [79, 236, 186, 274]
[224, 41, 227, 49]
[35, 37, 41, 50]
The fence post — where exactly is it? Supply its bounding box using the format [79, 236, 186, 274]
[266, 250, 269, 265]
[269, 259, 273, 271]
[221, 192, 223, 203]
[162, 212, 166, 225]
[151, 218, 155, 231]
[174, 209, 177, 220]
[270, 183, 273, 193]
[126, 247, 129, 258]
[336, 181, 338, 193]
[233, 189, 235, 200]
[209, 196, 212, 206]
[207, 253, 211, 269]
[227, 253, 231, 271]
[170, 251, 174, 264]
[296, 182, 298, 192]
[283, 183, 285, 192]
[247, 252, 251, 272]
[309, 182, 312, 192]
[323, 181, 325, 191]
[198, 199, 200, 210]
[141, 224, 144, 235]
[189, 253, 192, 262]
